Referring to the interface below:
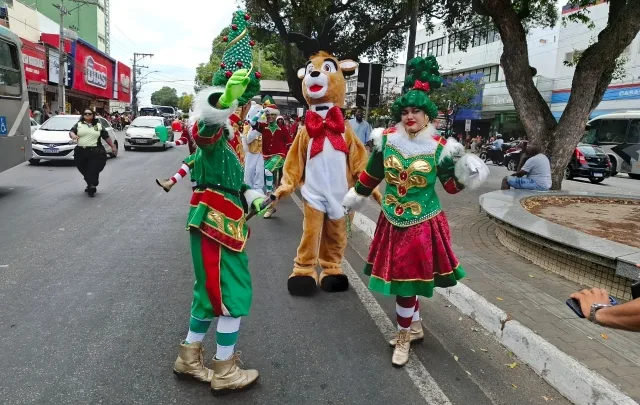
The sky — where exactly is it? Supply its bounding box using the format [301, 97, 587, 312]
[108, 0, 238, 106]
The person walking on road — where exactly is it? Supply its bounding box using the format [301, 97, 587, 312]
[343, 56, 489, 367]
[349, 106, 372, 151]
[69, 109, 117, 197]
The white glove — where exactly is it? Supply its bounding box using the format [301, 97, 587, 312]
[455, 154, 490, 189]
[166, 141, 176, 147]
[342, 188, 368, 213]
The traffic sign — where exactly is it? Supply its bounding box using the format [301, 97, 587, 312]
[465, 119, 471, 132]
[0, 116, 7, 136]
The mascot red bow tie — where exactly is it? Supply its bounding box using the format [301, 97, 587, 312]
[305, 107, 349, 159]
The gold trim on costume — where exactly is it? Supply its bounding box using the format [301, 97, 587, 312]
[226, 28, 247, 48]
[383, 155, 430, 196]
[384, 194, 422, 216]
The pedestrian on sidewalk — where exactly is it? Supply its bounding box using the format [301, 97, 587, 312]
[69, 109, 117, 197]
[343, 56, 490, 367]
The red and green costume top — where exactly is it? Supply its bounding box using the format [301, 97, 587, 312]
[187, 115, 251, 252]
[354, 126, 464, 227]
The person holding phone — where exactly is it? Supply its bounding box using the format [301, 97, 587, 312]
[69, 109, 117, 197]
[570, 288, 640, 332]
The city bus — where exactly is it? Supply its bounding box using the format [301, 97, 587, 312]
[0, 26, 32, 174]
[155, 105, 176, 119]
[583, 111, 640, 179]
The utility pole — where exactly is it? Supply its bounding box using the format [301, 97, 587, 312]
[53, 0, 100, 113]
[132, 52, 154, 116]
[405, 0, 420, 76]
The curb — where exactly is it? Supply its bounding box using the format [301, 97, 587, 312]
[352, 212, 638, 405]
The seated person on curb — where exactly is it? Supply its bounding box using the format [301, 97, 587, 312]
[571, 287, 640, 332]
[501, 143, 551, 191]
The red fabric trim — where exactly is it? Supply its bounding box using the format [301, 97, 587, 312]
[200, 236, 223, 316]
[443, 178, 462, 194]
[359, 170, 380, 189]
[228, 113, 241, 126]
[199, 222, 244, 252]
[190, 190, 244, 221]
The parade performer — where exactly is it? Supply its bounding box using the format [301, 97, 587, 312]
[252, 96, 288, 217]
[156, 9, 259, 194]
[342, 56, 489, 367]
[170, 10, 266, 394]
[157, 119, 199, 191]
[273, 24, 379, 295]
[242, 102, 265, 191]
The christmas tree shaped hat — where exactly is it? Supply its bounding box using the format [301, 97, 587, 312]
[212, 9, 261, 106]
[391, 56, 442, 122]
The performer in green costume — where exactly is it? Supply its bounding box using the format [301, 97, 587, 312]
[172, 69, 267, 395]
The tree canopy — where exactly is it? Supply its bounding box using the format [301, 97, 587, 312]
[177, 93, 194, 112]
[429, 75, 482, 134]
[150, 86, 179, 107]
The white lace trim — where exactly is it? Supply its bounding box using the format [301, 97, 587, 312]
[385, 124, 439, 158]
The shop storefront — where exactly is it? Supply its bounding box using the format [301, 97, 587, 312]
[20, 37, 47, 111]
[71, 38, 116, 114]
[551, 82, 640, 121]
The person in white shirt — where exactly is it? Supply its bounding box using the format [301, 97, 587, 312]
[501, 143, 552, 191]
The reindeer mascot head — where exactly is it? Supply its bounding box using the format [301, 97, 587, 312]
[274, 22, 376, 296]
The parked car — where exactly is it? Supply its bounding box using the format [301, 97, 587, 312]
[30, 118, 40, 135]
[29, 115, 118, 165]
[124, 116, 172, 151]
[565, 144, 611, 183]
[503, 140, 529, 171]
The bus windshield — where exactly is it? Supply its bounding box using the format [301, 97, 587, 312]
[156, 106, 175, 116]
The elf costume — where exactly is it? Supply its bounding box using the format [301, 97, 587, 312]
[343, 56, 489, 367]
[157, 9, 259, 194]
[252, 96, 289, 213]
[169, 10, 266, 395]
[242, 101, 265, 191]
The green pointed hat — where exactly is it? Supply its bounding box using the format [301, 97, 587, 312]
[212, 9, 261, 106]
[391, 56, 442, 121]
[261, 95, 279, 115]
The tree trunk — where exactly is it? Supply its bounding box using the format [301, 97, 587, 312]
[481, 0, 640, 190]
[405, 0, 419, 76]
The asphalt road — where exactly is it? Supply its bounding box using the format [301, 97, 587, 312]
[0, 136, 588, 405]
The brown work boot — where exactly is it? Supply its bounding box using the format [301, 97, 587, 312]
[173, 341, 214, 382]
[156, 178, 175, 192]
[210, 352, 259, 395]
[392, 330, 411, 367]
[388, 320, 424, 346]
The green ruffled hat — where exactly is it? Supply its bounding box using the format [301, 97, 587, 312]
[391, 56, 442, 122]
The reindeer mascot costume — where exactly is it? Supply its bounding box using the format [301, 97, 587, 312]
[274, 23, 378, 295]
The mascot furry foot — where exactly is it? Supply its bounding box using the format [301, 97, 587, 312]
[287, 268, 318, 296]
[319, 268, 349, 293]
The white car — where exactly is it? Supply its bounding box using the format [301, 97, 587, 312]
[30, 115, 118, 165]
[30, 118, 40, 135]
[124, 116, 172, 151]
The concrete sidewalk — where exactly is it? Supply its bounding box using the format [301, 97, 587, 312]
[352, 187, 640, 405]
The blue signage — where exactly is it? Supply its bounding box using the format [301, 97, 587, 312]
[0, 116, 7, 136]
[552, 83, 640, 104]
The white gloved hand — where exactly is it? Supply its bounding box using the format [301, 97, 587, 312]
[342, 188, 368, 213]
[166, 141, 176, 147]
[455, 154, 490, 189]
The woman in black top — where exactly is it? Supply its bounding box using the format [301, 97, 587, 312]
[69, 110, 117, 197]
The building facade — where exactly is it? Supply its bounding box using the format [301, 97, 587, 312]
[33, 0, 109, 53]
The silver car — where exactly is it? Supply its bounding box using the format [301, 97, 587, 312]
[30, 115, 118, 164]
[124, 116, 172, 151]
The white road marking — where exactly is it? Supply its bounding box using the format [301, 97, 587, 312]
[290, 193, 453, 405]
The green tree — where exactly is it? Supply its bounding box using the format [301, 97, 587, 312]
[429, 75, 481, 136]
[177, 93, 194, 112]
[242, 0, 446, 104]
[438, 0, 640, 188]
[150, 86, 179, 107]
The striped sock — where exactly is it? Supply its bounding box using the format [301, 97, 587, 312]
[215, 316, 241, 360]
[412, 298, 420, 322]
[396, 296, 417, 330]
[170, 164, 190, 184]
[186, 316, 212, 343]
[265, 169, 273, 193]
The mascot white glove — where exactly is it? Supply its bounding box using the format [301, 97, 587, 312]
[455, 154, 490, 189]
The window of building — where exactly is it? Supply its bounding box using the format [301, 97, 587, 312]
[0, 39, 22, 97]
[443, 65, 500, 83]
[427, 37, 445, 57]
[448, 27, 501, 53]
[415, 43, 425, 58]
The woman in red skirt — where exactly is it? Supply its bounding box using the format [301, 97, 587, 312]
[343, 56, 489, 367]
